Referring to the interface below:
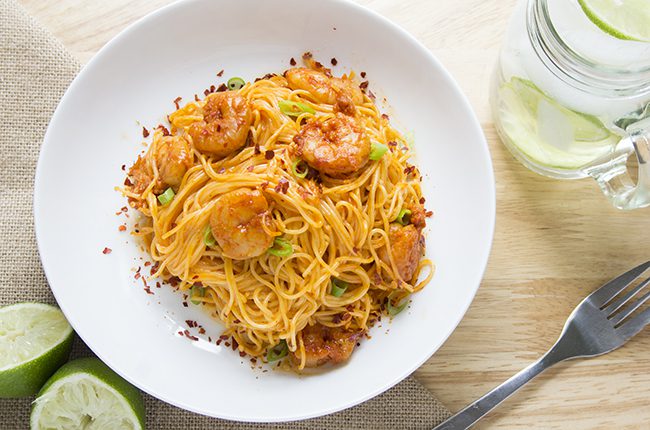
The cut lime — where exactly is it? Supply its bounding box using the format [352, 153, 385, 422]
[31, 357, 145, 430]
[497, 77, 618, 170]
[578, 0, 650, 42]
[0, 302, 73, 397]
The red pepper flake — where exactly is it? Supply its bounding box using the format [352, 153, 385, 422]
[168, 276, 180, 287]
[121, 206, 128, 212]
[224, 342, 231, 347]
[381, 113, 389, 121]
[216, 69, 224, 77]
[246, 165, 254, 172]
[359, 81, 369, 90]
[360, 71, 366, 78]
[185, 320, 197, 328]
[254, 144, 261, 155]
[208, 336, 212, 342]
[102, 247, 112, 255]
[352, 246, 359, 254]
[219, 334, 229, 340]
[239, 351, 247, 358]
[142, 127, 150, 138]
[144, 261, 151, 267]
[157, 125, 170, 136]
[118, 225, 126, 232]
[231, 338, 239, 351]
[274, 178, 289, 194]
[182, 302, 188, 307]
[194, 94, 200, 102]
[217, 83, 228, 92]
[183, 330, 199, 341]
[233, 319, 241, 324]
[404, 165, 416, 175]
[368, 90, 376, 100]
[388, 141, 397, 147]
[264, 150, 274, 160]
[210, 84, 216, 92]
[419, 197, 426, 204]
[332, 313, 344, 324]
[124, 177, 132, 186]
[134, 273, 141, 280]
[330, 57, 338, 66]
[121, 164, 126, 171]
[425, 210, 434, 218]
[289, 57, 296, 66]
[178, 330, 183, 336]
[198, 327, 206, 335]
[150, 263, 160, 276]
[156, 281, 161, 289]
[216, 338, 223, 345]
[173, 96, 182, 110]
[143, 285, 154, 295]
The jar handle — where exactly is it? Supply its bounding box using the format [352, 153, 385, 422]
[583, 130, 650, 210]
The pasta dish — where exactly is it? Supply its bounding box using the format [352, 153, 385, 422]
[121, 54, 433, 370]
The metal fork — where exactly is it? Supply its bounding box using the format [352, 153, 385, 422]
[433, 261, 650, 430]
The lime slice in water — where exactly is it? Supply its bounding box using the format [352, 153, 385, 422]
[497, 77, 618, 170]
[578, 0, 650, 42]
[31, 357, 145, 430]
[0, 302, 73, 398]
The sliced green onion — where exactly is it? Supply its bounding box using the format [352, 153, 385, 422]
[266, 340, 288, 362]
[190, 285, 205, 305]
[395, 208, 412, 226]
[291, 159, 309, 179]
[369, 142, 389, 161]
[330, 278, 349, 297]
[279, 99, 315, 117]
[203, 225, 216, 247]
[227, 77, 246, 90]
[267, 237, 293, 257]
[387, 292, 410, 316]
[157, 187, 175, 205]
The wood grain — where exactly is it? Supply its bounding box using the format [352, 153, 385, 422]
[18, 0, 650, 428]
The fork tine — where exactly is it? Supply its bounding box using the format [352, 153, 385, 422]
[590, 261, 650, 307]
[604, 276, 650, 316]
[610, 290, 650, 326]
[617, 307, 650, 340]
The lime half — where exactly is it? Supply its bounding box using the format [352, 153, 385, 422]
[497, 77, 618, 170]
[578, 0, 650, 42]
[0, 302, 73, 397]
[31, 357, 145, 430]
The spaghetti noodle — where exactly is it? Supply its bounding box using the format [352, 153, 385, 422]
[121, 55, 434, 370]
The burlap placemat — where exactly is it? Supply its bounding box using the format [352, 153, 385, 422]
[0, 1, 451, 428]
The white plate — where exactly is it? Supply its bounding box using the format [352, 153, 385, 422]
[34, 0, 494, 422]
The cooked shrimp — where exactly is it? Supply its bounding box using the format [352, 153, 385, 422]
[285, 68, 364, 115]
[291, 323, 363, 368]
[380, 205, 426, 282]
[210, 189, 274, 260]
[293, 113, 371, 177]
[128, 135, 193, 195]
[188, 91, 252, 157]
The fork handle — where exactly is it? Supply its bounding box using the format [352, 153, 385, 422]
[432, 348, 567, 430]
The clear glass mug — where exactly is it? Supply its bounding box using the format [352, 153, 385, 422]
[491, 0, 650, 210]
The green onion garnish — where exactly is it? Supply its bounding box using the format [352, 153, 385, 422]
[291, 159, 308, 179]
[369, 142, 389, 161]
[157, 187, 175, 205]
[395, 208, 412, 226]
[190, 285, 205, 305]
[267, 237, 293, 257]
[330, 278, 349, 297]
[227, 77, 246, 90]
[203, 225, 216, 247]
[387, 292, 410, 316]
[266, 340, 288, 362]
[279, 99, 315, 117]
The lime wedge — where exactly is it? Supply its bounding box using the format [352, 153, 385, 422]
[31, 357, 145, 430]
[497, 77, 618, 169]
[0, 302, 73, 397]
[578, 0, 650, 42]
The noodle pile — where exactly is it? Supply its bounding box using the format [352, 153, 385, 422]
[121, 67, 433, 370]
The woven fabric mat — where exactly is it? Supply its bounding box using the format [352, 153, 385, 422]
[0, 1, 451, 428]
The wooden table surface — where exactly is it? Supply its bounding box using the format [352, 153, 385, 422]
[19, 0, 650, 428]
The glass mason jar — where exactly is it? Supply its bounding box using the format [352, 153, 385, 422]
[491, 0, 650, 210]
